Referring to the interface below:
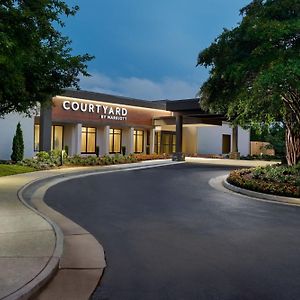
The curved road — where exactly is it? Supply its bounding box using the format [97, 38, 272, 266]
[45, 163, 300, 300]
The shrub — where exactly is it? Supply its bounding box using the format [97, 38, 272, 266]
[228, 164, 300, 198]
[64, 145, 69, 156]
[134, 153, 171, 161]
[11, 122, 24, 162]
[121, 146, 126, 156]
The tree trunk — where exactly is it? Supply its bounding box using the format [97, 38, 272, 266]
[285, 126, 300, 166]
[282, 91, 300, 166]
[285, 112, 300, 166]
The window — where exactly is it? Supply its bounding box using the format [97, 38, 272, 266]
[172, 135, 176, 153]
[34, 124, 64, 151]
[155, 131, 161, 154]
[34, 124, 40, 151]
[155, 131, 176, 154]
[51, 125, 64, 150]
[81, 127, 96, 153]
[109, 129, 122, 153]
[134, 130, 144, 153]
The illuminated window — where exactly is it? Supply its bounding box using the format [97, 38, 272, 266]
[81, 127, 96, 153]
[34, 124, 64, 151]
[34, 124, 40, 151]
[155, 131, 161, 154]
[51, 125, 64, 150]
[156, 131, 176, 154]
[134, 130, 144, 153]
[172, 135, 176, 153]
[109, 129, 122, 153]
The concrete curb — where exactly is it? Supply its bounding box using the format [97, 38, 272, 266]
[223, 177, 300, 206]
[2, 159, 183, 300]
[1, 180, 64, 300]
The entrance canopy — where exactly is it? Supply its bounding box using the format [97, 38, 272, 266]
[154, 99, 226, 160]
[154, 98, 225, 126]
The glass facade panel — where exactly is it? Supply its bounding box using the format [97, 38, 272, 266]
[155, 131, 176, 154]
[87, 133, 96, 152]
[134, 130, 144, 153]
[52, 125, 63, 150]
[81, 132, 87, 153]
[155, 131, 161, 154]
[172, 135, 176, 153]
[109, 129, 122, 153]
[34, 124, 64, 151]
[34, 124, 40, 151]
[81, 127, 96, 153]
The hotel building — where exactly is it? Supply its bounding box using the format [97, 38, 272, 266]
[0, 90, 250, 160]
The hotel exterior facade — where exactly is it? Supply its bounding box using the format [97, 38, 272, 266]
[0, 90, 250, 160]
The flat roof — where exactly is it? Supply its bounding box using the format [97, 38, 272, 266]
[62, 89, 167, 110]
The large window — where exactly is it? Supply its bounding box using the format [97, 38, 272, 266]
[51, 125, 64, 150]
[155, 131, 176, 154]
[109, 129, 122, 153]
[34, 124, 64, 151]
[155, 131, 161, 154]
[81, 127, 96, 153]
[134, 130, 144, 153]
[34, 124, 40, 151]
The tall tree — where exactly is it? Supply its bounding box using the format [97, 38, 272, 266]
[197, 0, 300, 165]
[0, 0, 93, 116]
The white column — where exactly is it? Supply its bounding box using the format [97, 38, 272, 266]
[101, 125, 110, 155]
[150, 128, 155, 154]
[96, 127, 102, 156]
[73, 123, 82, 155]
[122, 127, 134, 154]
[143, 130, 147, 154]
[128, 127, 134, 154]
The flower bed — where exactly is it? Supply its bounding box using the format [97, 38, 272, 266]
[19, 151, 139, 170]
[227, 164, 300, 198]
[134, 153, 171, 161]
[18, 151, 172, 170]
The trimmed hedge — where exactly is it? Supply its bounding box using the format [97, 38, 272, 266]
[228, 164, 300, 198]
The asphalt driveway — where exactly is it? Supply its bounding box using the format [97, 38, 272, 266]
[45, 163, 300, 300]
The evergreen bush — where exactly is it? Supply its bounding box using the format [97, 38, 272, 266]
[11, 122, 24, 162]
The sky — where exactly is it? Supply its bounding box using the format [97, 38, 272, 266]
[64, 0, 250, 100]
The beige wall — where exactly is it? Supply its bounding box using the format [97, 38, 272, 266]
[182, 127, 197, 154]
[250, 141, 275, 156]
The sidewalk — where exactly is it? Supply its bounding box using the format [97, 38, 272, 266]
[186, 156, 279, 167]
[0, 159, 179, 300]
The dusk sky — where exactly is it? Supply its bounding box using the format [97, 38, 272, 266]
[64, 0, 249, 100]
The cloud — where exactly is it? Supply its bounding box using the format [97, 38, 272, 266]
[79, 71, 199, 100]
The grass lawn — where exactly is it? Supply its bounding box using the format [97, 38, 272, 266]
[0, 164, 36, 177]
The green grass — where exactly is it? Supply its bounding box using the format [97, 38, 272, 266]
[0, 164, 36, 177]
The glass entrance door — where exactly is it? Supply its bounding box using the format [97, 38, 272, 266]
[155, 131, 176, 154]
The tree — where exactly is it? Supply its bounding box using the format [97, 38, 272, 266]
[251, 122, 285, 156]
[0, 1, 93, 116]
[11, 122, 24, 162]
[197, 0, 300, 165]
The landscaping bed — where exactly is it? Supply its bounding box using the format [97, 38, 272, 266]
[228, 164, 300, 198]
[14, 151, 171, 171]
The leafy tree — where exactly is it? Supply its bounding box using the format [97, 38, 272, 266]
[251, 122, 285, 156]
[11, 122, 24, 162]
[197, 0, 300, 165]
[0, 0, 93, 116]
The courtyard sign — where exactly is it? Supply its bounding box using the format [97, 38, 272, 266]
[62, 100, 128, 121]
